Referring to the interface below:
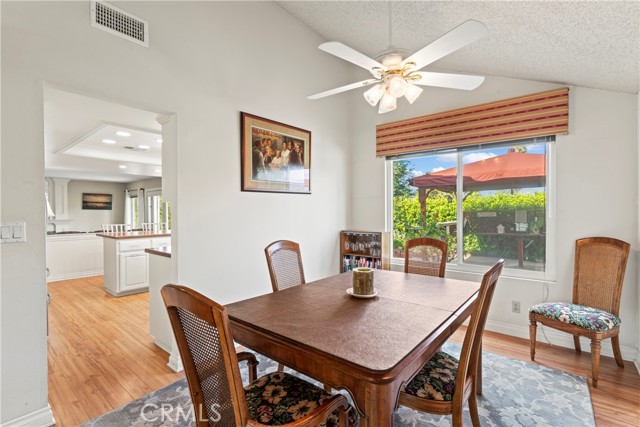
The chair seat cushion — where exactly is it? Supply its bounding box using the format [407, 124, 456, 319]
[529, 302, 621, 332]
[402, 351, 458, 401]
[244, 372, 356, 426]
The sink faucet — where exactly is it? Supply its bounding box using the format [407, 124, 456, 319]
[48, 222, 57, 234]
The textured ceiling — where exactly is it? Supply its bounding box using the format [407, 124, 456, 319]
[276, 1, 640, 93]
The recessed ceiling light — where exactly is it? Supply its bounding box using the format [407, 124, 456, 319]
[116, 131, 131, 137]
[102, 139, 116, 144]
[138, 144, 151, 150]
[119, 165, 127, 169]
[156, 138, 163, 143]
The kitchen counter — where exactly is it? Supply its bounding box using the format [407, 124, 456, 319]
[97, 231, 171, 240]
[145, 246, 171, 258]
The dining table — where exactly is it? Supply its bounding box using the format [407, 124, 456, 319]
[226, 269, 481, 427]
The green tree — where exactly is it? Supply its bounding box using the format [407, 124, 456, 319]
[393, 160, 416, 197]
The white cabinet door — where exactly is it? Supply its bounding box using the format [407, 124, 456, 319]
[119, 253, 148, 291]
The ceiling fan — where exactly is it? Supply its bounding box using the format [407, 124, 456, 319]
[308, 19, 488, 114]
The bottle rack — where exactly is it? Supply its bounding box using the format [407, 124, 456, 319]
[339, 230, 390, 273]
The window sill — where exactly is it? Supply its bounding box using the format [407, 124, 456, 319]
[390, 259, 556, 284]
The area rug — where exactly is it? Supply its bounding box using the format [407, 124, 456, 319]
[81, 344, 595, 427]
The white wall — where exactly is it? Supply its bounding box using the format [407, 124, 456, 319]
[126, 177, 161, 191]
[62, 180, 126, 232]
[348, 75, 639, 360]
[637, 91, 640, 372]
[0, 2, 350, 424]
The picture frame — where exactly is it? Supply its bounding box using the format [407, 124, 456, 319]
[82, 193, 113, 210]
[241, 112, 311, 194]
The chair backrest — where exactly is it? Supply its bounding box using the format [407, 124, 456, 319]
[142, 222, 169, 232]
[101, 224, 132, 232]
[404, 237, 448, 277]
[573, 237, 630, 316]
[455, 259, 503, 405]
[264, 240, 306, 292]
[161, 285, 248, 427]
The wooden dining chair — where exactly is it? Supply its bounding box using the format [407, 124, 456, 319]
[529, 237, 630, 387]
[161, 284, 353, 427]
[398, 259, 504, 427]
[404, 237, 448, 277]
[265, 240, 306, 291]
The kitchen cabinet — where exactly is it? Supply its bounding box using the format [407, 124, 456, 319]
[46, 233, 103, 282]
[99, 232, 171, 297]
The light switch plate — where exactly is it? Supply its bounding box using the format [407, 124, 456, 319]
[1, 221, 26, 243]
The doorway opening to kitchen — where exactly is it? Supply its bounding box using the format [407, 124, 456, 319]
[43, 83, 180, 424]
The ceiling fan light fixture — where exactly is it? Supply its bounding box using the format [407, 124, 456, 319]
[388, 75, 408, 97]
[379, 91, 397, 113]
[404, 83, 424, 104]
[364, 83, 385, 106]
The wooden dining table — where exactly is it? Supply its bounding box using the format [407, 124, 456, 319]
[226, 269, 480, 427]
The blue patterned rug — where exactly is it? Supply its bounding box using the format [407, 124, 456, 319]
[81, 344, 594, 427]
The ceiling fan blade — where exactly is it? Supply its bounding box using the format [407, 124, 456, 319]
[412, 72, 485, 90]
[319, 42, 386, 72]
[307, 79, 380, 100]
[403, 20, 488, 71]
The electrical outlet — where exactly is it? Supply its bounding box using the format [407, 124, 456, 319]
[511, 301, 521, 313]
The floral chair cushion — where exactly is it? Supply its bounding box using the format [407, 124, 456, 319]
[244, 372, 357, 426]
[402, 351, 458, 401]
[529, 302, 621, 332]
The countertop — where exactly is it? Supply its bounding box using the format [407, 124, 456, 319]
[96, 231, 171, 240]
[145, 246, 172, 258]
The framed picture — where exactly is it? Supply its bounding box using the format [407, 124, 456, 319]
[82, 193, 113, 210]
[241, 112, 311, 194]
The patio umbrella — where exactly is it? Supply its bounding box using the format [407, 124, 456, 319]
[410, 150, 545, 216]
[410, 150, 545, 192]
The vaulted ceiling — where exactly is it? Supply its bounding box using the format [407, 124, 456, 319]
[277, 1, 639, 94]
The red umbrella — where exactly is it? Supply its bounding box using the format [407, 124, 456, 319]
[410, 150, 545, 192]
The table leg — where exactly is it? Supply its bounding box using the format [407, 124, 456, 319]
[353, 382, 396, 427]
[518, 236, 524, 268]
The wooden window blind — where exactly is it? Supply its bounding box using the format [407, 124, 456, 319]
[376, 87, 569, 157]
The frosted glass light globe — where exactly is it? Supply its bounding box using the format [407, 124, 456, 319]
[388, 75, 408, 98]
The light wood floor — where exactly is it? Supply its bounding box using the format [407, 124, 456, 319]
[48, 276, 640, 426]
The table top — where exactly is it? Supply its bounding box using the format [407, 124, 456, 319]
[145, 246, 172, 258]
[227, 270, 479, 373]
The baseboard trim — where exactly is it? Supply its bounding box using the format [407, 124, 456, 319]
[1, 404, 55, 427]
[168, 351, 183, 372]
[47, 270, 103, 283]
[485, 319, 638, 362]
[634, 350, 640, 376]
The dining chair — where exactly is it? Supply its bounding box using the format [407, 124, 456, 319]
[265, 240, 306, 291]
[161, 284, 353, 427]
[265, 240, 313, 374]
[404, 237, 448, 277]
[398, 259, 504, 427]
[529, 237, 630, 387]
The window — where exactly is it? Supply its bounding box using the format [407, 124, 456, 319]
[388, 138, 555, 279]
[146, 188, 172, 229]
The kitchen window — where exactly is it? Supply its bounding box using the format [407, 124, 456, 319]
[387, 138, 555, 280]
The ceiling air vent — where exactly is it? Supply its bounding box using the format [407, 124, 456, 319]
[91, 1, 148, 47]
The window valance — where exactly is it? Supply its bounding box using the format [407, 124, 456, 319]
[376, 87, 569, 157]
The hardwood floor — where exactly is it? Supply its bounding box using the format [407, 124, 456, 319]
[47, 276, 182, 426]
[48, 276, 640, 426]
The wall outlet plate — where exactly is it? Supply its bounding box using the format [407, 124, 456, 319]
[511, 300, 521, 313]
